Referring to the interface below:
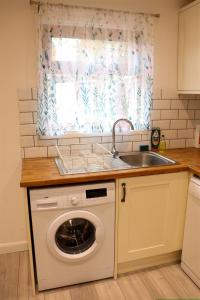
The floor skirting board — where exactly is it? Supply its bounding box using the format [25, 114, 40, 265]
[117, 250, 182, 274]
[0, 241, 28, 254]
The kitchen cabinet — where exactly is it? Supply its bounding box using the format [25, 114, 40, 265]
[178, 0, 200, 93]
[117, 172, 188, 265]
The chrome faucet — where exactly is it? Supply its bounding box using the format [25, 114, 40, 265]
[111, 118, 134, 158]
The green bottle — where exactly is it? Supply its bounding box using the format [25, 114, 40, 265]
[159, 134, 166, 153]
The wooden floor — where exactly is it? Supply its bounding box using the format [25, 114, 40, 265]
[1, 251, 200, 300]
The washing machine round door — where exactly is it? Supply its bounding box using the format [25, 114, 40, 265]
[47, 210, 105, 262]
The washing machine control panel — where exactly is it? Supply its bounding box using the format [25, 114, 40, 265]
[30, 182, 115, 211]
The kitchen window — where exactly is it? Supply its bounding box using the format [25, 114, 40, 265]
[37, 4, 155, 136]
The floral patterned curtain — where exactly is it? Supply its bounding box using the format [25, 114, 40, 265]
[37, 4, 155, 136]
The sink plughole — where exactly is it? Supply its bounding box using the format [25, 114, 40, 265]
[119, 152, 176, 168]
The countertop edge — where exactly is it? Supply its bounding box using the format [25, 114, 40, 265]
[20, 163, 189, 188]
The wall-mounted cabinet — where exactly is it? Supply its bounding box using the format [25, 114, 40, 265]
[117, 172, 188, 265]
[178, 0, 200, 94]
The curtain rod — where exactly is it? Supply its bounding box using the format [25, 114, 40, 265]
[30, 0, 160, 18]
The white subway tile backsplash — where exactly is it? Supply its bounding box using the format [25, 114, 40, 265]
[123, 134, 141, 142]
[33, 112, 37, 124]
[151, 110, 160, 120]
[195, 110, 200, 120]
[24, 147, 47, 158]
[186, 139, 195, 148]
[162, 130, 177, 139]
[71, 144, 92, 155]
[187, 120, 200, 129]
[20, 136, 34, 147]
[161, 110, 178, 120]
[179, 110, 195, 120]
[56, 145, 70, 154]
[20, 124, 36, 135]
[142, 134, 150, 141]
[19, 100, 37, 112]
[152, 120, 170, 129]
[102, 140, 149, 153]
[17, 88, 32, 100]
[165, 140, 170, 149]
[102, 135, 122, 143]
[48, 146, 69, 157]
[48, 146, 59, 157]
[188, 100, 200, 110]
[166, 140, 170, 149]
[171, 100, 188, 110]
[179, 94, 197, 100]
[99, 143, 112, 152]
[169, 139, 186, 149]
[34, 136, 57, 146]
[178, 129, 194, 139]
[132, 141, 151, 151]
[115, 142, 132, 153]
[19, 112, 33, 124]
[153, 100, 171, 110]
[80, 137, 101, 144]
[92, 143, 110, 154]
[170, 120, 187, 129]
[141, 130, 150, 136]
[58, 138, 79, 145]
[71, 144, 91, 151]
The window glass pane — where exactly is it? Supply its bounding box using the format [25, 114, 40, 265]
[52, 37, 129, 69]
[56, 82, 77, 125]
[51, 38, 137, 131]
[52, 38, 79, 62]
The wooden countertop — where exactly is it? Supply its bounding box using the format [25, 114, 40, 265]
[20, 148, 200, 188]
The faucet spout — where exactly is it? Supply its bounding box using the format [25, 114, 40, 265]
[111, 118, 134, 158]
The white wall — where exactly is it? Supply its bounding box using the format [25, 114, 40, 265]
[0, 0, 186, 252]
[0, 0, 36, 253]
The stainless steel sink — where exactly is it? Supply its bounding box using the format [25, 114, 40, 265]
[119, 151, 176, 168]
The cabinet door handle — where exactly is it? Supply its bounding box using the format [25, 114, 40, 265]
[121, 183, 126, 202]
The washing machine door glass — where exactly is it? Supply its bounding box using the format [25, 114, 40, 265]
[55, 218, 95, 254]
[47, 210, 105, 262]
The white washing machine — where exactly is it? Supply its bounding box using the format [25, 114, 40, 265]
[30, 181, 115, 291]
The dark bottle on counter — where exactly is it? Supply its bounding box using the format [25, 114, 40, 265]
[151, 127, 160, 151]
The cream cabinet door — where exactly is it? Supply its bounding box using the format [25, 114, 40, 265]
[178, 2, 200, 93]
[118, 172, 188, 264]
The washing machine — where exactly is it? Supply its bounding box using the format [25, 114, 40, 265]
[29, 181, 115, 291]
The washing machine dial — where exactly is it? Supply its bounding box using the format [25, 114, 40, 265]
[70, 196, 79, 206]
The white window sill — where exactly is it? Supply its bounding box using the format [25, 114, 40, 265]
[39, 130, 150, 140]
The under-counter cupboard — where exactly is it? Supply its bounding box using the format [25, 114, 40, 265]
[178, 0, 200, 93]
[117, 172, 188, 274]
